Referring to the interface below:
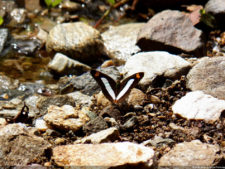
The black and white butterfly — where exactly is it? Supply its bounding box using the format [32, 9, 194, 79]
[91, 69, 144, 104]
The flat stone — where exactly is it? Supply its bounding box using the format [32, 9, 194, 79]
[53, 142, 155, 168]
[0, 28, 8, 53]
[137, 10, 205, 56]
[187, 56, 225, 100]
[75, 127, 119, 144]
[44, 105, 89, 132]
[9, 8, 26, 25]
[46, 22, 106, 62]
[159, 140, 221, 166]
[123, 51, 191, 87]
[102, 23, 145, 64]
[25, 0, 41, 11]
[0, 124, 51, 166]
[126, 88, 146, 107]
[67, 91, 92, 107]
[48, 53, 91, 76]
[172, 91, 225, 122]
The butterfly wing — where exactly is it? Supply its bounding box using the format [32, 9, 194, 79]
[91, 69, 117, 103]
[115, 72, 144, 103]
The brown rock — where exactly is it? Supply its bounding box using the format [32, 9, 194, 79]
[44, 105, 89, 132]
[126, 88, 146, 107]
[187, 56, 225, 100]
[159, 140, 221, 166]
[0, 124, 51, 166]
[53, 142, 155, 168]
[137, 10, 205, 57]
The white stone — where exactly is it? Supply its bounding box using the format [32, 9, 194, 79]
[123, 51, 191, 87]
[172, 91, 225, 122]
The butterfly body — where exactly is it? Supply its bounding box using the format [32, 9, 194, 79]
[91, 70, 144, 104]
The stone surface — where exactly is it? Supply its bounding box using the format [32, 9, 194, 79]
[187, 56, 225, 100]
[83, 116, 108, 135]
[172, 91, 225, 122]
[60, 66, 120, 96]
[25, 0, 41, 11]
[12, 39, 41, 55]
[53, 142, 155, 168]
[75, 127, 119, 144]
[126, 88, 146, 107]
[123, 51, 191, 88]
[44, 105, 89, 132]
[0, 28, 8, 53]
[102, 23, 145, 64]
[48, 53, 91, 76]
[159, 140, 220, 166]
[142, 136, 175, 147]
[67, 91, 92, 107]
[37, 95, 75, 116]
[137, 10, 205, 56]
[0, 74, 19, 90]
[0, 124, 51, 166]
[9, 8, 26, 25]
[46, 22, 106, 62]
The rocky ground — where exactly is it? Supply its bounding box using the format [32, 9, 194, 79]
[0, 0, 225, 168]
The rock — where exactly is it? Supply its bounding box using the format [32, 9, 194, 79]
[95, 91, 112, 107]
[43, 105, 89, 132]
[9, 8, 26, 25]
[48, 53, 90, 76]
[137, 10, 205, 56]
[126, 88, 146, 107]
[158, 140, 221, 166]
[37, 95, 75, 116]
[60, 66, 120, 96]
[36, 28, 48, 44]
[0, 74, 19, 90]
[205, 0, 225, 28]
[25, 0, 41, 12]
[83, 116, 108, 135]
[100, 105, 121, 121]
[12, 39, 41, 55]
[187, 56, 225, 100]
[75, 127, 119, 144]
[172, 91, 225, 122]
[61, 0, 81, 11]
[142, 136, 175, 147]
[0, 124, 51, 166]
[67, 91, 92, 107]
[53, 142, 155, 168]
[24, 95, 40, 117]
[46, 22, 106, 62]
[102, 23, 145, 64]
[0, 118, 7, 127]
[123, 51, 191, 88]
[0, 28, 8, 53]
[121, 116, 138, 130]
[34, 117, 48, 131]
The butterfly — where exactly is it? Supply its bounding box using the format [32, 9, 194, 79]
[91, 69, 144, 104]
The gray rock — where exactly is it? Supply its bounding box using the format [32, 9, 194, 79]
[0, 74, 19, 90]
[0, 124, 51, 166]
[123, 51, 191, 87]
[172, 91, 225, 123]
[102, 23, 145, 64]
[142, 136, 175, 147]
[187, 56, 225, 100]
[53, 142, 155, 168]
[48, 53, 91, 76]
[158, 140, 221, 166]
[60, 66, 120, 96]
[43, 105, 89, 132]
[46, 22, 107, 62]
[24, 95, 40, 117]
[75, 127, 119, 144]
[121, 116, 137, 130]
[137, 10, 205, 56]
[83, 116, 108, 135]
[0, 28, 8, 53]
[12, 39, 41, 55]
[67, 91, 92, 107]
[37, 95, 75, 116]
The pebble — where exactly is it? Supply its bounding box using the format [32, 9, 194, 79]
[187, 56, 225, 100]
[0, 28, 8, 53]
[123, 51, 191, 88]
[44, 105, 89, 132]
[158, 140, 221, 166]
[137, 10, 205, 56]
[48, 53, 91, 76]
[172, 91, 225, 122]
[46, 22, 107, 62]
